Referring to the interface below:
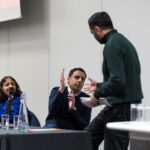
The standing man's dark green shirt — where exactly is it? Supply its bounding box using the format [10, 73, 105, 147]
[94, 30, 143, 105]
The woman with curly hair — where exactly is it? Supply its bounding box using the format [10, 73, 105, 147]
[0, 76, 41, 127]
[0, 76, 22, 123]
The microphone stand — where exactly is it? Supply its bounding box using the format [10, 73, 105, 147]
[6, 87, 14, 115]
[6, 95, 13, 115]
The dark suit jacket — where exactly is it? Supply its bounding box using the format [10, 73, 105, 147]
[45, 87, 91, 130]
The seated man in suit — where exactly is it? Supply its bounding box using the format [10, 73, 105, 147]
[45, 68, 91, 130]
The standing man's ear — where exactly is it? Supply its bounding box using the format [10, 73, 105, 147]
[94, 26, 101, 33]
[91, 26, 101, 35]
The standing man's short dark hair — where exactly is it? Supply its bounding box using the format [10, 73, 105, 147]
[84, 11, 143, 150]
[88, 11, 114, 29]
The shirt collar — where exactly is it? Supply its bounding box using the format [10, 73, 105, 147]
[102, 29, 117, 44]
[67, 86, 81, 96]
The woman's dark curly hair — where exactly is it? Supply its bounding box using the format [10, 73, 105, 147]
[0, 76, 22, 102]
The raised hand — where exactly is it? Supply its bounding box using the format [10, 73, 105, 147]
[84, 77, 97, 94]
[59, 68, 65, 93]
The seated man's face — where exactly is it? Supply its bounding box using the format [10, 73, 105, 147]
[67, 70, 86, 94]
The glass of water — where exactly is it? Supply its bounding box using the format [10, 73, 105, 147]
[130, 104, 144, 121]
[1, 114, 9, 129]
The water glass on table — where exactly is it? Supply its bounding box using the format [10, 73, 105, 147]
[130, 104, 150, 122]
[130, 104, 144, 121]
[1, 114, 9, 129]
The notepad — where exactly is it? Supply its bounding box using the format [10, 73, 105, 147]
[80, 97, 110, 108]
[28, 128, 61, 132]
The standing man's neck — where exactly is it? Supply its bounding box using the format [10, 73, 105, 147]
[102, 29, 113, 35]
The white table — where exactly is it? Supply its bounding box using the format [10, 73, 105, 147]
[107, 121, 150, 140]
[107, 121, 150, 150]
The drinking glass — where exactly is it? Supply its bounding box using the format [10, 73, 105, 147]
[1, 114, 9, 129]
[130, 104, 144, 121]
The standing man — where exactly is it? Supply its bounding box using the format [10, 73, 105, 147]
[45, 68, 91, 130]
[84, 11, 143, 150]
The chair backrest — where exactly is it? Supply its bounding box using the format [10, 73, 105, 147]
[28, 110, 41, 127]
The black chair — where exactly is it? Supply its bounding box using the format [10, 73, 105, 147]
[28, 110, 41, 127]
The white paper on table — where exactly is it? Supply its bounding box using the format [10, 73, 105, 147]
[80, 97, 110, 108]
[28, 128, 61, 132]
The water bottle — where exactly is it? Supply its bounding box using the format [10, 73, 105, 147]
[18, 92, 29, 132]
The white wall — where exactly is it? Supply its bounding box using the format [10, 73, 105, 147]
[0, 1, 149, 149]
[0, 0, 50, 125]
[49, 0, 103, 117]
